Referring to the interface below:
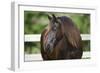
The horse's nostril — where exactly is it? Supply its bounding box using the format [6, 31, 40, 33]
[47, 45, 50, 50]
[46, 45, 51, 53]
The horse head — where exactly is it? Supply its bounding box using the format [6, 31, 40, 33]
[44, 14, 62, 54]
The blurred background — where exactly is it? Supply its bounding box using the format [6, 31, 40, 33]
[24, 11, 90, 54]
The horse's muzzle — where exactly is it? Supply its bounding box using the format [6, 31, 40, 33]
[45, 44, 52, 54]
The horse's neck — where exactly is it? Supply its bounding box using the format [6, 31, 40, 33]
[54, 34, 66, 47]
[54, 36, 68, 52]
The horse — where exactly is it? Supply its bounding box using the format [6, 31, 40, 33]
[40, 14, 83, 60]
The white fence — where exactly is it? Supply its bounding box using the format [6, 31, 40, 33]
[24, 34, 90, 61]
[25, 52, 90, 61]
[25, 34, 90, 42]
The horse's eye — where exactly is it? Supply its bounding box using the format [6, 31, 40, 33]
[55, 23, 58, 26]
[53, 27, 56, 31]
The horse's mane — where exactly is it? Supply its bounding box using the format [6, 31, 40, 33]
[58, 16, 82, 49]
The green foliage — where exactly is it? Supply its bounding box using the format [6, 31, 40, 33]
[70, 14, 90, 34]
[24, 11, 90, 34]
[82, 41, 90, 51]
[24, 42, 40, 54]
[24, 11, 48, 34]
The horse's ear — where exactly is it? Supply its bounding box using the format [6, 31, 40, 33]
[52, 14, 56, 20]
[47, 15, 52, 20]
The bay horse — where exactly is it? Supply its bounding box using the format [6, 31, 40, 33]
[40, 14, 83, 60]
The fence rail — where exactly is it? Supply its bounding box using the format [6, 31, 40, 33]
[25, 34, 90, 42]
[25, 52, 90, 61]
